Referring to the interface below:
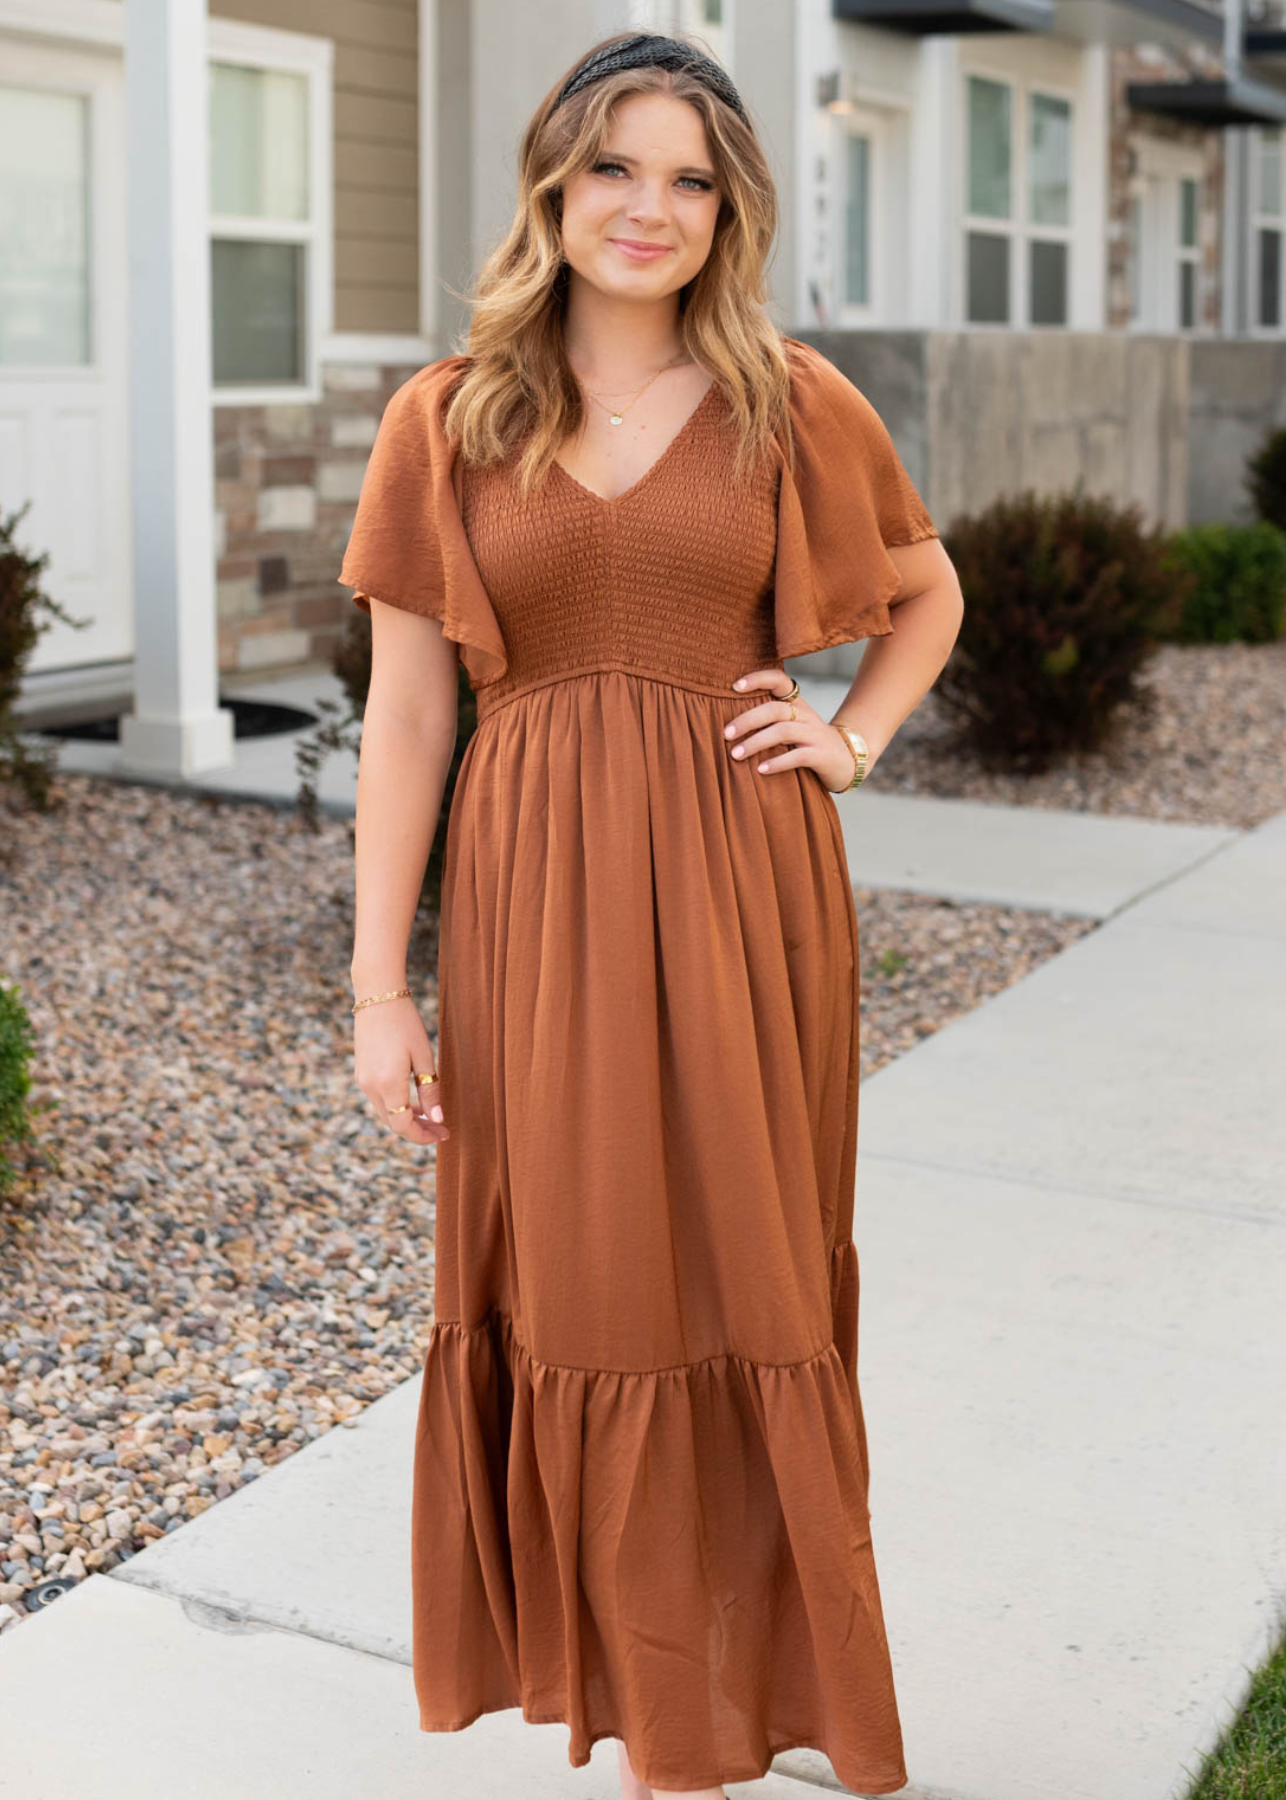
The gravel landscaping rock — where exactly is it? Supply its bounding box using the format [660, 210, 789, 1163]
[872, 640, 1286, 830]
[854, 887, 1093, 1075]
[0, 771, 1094, 1626]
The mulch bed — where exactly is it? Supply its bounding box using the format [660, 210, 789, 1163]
[870, 639, 1286, 830]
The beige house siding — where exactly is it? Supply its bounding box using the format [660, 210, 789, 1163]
[108, 0, 422, 335]
[212, 0, 420, 335]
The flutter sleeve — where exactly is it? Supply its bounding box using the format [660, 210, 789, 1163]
[772, 335, 939, 661]
[338, 354, 508, 688]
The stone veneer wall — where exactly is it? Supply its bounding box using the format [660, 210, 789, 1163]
[214, 361, 421, 674]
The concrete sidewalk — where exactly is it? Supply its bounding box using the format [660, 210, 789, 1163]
[853, 806, 1286, 1799]
[5, 683, 1283, 1799]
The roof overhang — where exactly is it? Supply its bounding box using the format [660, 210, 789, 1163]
[1245, 27, 1286, 80]
[831, 0, 1053, 33]
[1047, 0, 1224, 50]
[1127, 71, 1286, 126]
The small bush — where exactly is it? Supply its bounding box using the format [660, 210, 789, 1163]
[934, 484, 1189, 774]
[294, 604, 476, 927]
[1159, 521, 1286, 645]
[0, 501, 92, 817]
[1246, 424, 1286, 534]
[0, 979, 36, 1198]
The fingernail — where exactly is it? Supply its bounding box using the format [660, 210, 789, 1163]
[724, 724, 734, 737]
[431, 1105, 443, 1121]
[734, 679, 745, 689]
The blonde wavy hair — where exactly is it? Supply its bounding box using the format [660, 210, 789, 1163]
[439, 29, 798, 499]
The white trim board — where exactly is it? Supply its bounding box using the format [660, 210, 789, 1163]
[0, 0, 123, 46]
[321, 333, 436, 366]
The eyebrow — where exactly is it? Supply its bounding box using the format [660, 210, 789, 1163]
[600, 150, 718, 181]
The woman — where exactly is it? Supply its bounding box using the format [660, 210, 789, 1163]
[341, 30, 963, 1800]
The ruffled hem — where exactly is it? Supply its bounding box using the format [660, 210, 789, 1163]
[409, 1238, 908, 1795]
[416, 1705, 910, 1793]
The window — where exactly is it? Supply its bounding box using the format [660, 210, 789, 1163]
[205, 22, 332, 401]
[1029, 92, 1070, 326]
[1177, 174, 1199, 331]
[1127, 193, 1143, 324]
[843, 130, 871, 308]
[965, 73, 1072, 327]
[678, 0, 727, 61]
[209, 60, 311, 387]
[966, 76, 1011, 323]
[1255, 125, 1282, 331]
[0, 82, 90, 367]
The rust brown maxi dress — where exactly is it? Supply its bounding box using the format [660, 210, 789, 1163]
[339, 334, 939, 1795]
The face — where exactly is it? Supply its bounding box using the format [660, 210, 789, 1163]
[559, 90, 723, 302]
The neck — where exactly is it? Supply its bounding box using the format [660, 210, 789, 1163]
[561, 277, 687, 386]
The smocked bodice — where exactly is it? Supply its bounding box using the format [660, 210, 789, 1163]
[460, 384, 781, 722]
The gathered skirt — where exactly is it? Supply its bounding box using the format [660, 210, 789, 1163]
[415, 667, 907, 1794]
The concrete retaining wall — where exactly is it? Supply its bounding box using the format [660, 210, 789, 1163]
[791, 328, 1284, 680]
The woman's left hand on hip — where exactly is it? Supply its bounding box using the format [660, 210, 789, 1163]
[724, 669, 861, 793]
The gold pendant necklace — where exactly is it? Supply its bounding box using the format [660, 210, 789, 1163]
[581, 354, 691, 426]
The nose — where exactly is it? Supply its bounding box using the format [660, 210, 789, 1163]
[625, 177, 671, 228]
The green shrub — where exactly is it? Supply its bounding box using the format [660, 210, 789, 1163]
[934, 484, 1189, 774]
[294, 605, 476, 926]
[1246, 424, 1286, 534]
[0, 501, 92, 815]
[0, 979, 36, 1198]
[1159, 521, 1286, 644]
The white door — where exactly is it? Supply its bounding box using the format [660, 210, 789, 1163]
[0, 34, 131, 671]
[1129, 141, 1203, 335]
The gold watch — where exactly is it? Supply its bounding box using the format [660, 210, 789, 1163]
[833, 723, 869, 791]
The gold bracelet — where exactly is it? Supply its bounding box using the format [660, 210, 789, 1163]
[832, 723, 869, 790]
[352, 986, 411, 1013]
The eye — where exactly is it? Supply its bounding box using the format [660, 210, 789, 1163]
[591, 159, 713, 192]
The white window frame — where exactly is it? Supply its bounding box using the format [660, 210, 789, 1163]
[960, 65, 1075, 330]
[676, 0, 729, 69]
[1250, 123, 1284, 337]
[835, 109, 886, 326]
[206, 17, 333, 408]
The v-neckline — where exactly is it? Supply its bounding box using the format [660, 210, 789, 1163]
[550, 378, 720, 506]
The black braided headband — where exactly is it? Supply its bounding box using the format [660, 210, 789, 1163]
[552, 32, 749, 126]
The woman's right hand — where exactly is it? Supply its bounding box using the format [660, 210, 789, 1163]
[354, 996, 450, 1145]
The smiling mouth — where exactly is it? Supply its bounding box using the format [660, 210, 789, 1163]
[611, 240, 671, 254]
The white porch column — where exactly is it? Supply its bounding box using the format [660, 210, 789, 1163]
[119, 0, 234, 776]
